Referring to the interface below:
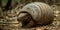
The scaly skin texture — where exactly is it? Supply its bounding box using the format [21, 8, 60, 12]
[18, 2, 53, 28]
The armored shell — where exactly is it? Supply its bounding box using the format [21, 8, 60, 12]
[19, 2, 54, 27]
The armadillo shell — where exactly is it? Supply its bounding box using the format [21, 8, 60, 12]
[20, 2, 54, 25]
